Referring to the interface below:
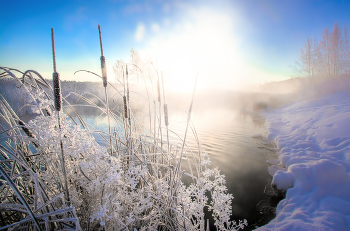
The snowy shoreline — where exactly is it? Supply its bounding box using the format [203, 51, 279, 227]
[256, 88, 350, 230]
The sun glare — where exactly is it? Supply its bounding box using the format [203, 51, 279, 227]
[143, 7, 249, 92]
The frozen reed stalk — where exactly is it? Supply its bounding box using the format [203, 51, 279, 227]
[18, 120, 39, 148]
[126, 65, 131, 127]
[161, 71, 170, 159]
[157, 76, 163, 151]
[98, 24, 113, 155]
[98, 25, 107, 88]
[0, 165, 43, 231]
[174, 73, 198, 182]
[161, 71, 168, 126]
[51, 27, 70, 204]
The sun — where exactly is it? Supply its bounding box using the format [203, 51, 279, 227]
[143, 7, 249, 92]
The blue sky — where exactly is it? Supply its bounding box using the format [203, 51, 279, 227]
[1, 0, 350, 90]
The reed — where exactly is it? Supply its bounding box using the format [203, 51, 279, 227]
[51, 28, 70, 206]
[0, 28, 247, 230]
[0, 67, 81, 230]
[98, 25, 113, 155]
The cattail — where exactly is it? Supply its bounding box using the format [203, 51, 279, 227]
[18, 120, 39, 148]
[45, 108, 51, 116]
[51, 27, 71, 204]
[51, 28, 62, 112]
[125, 65, 131, 126]
[101, 56, 107, 87]
[164, 104, 169, 126]
[126, 65, 130, 101]
[98, 25, 108, 88]
[157, 79, 161, 103]
[53, 72, 62, 111]
[123, 96, 128, 118]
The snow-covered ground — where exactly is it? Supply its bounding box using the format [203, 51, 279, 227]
[257, 81, 350, 230]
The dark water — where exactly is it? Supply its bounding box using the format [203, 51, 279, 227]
[167, 107, 276, 230]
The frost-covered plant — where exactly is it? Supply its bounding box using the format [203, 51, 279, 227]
[0, 66, 246, 230]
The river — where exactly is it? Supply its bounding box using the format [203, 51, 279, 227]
[85, 90, 281, 230]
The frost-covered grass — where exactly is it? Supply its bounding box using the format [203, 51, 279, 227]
[257, 77, 350, 230]
[0, 67, 247, 230]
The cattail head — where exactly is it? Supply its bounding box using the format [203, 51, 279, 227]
[45, 108, 51, 116]
[100, 56, 107, 87]
[53, 72, 62, 111]
[123, 96, 128, 118]
[18, 120, 39, 148]
[164, 104, 169, 126]
[157, 79, 161, 103]
[98, 25, 107, 88]
[126, 65, 130, 101]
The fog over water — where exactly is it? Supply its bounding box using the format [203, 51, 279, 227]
[85, 87, 287, 229]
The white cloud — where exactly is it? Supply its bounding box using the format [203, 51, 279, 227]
[135, 23, 145, 41]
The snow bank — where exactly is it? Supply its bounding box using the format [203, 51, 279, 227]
[257, 90, 350, 230]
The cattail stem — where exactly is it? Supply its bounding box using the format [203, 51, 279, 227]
[157, 78, 163, 153]
[125, 65, 133, 168]
[126, 65, 131, 128]
[51, 28, 57, 73]
[98, 25, 113, 155]
[161, 72, 170, 162]
[51, 28, 70, 205]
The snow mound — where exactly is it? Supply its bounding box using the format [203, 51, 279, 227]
[272, 170, 293, 190]
[257, 90, 350, 230]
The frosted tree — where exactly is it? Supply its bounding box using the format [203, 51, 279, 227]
[320, 27, 332, 78]
[113, 59, 125, 83]
[330, 22, 342, 77]
[320, 22, 347, 78]
[296, 22, 350, 80]
[342, 26, 350, 75]
[294, 37, 320, 84]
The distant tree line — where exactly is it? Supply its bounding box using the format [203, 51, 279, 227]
[0, 78, 123, 115]
[295, 22, 350, 82]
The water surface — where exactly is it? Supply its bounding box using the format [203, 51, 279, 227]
[85, 96, 276, 230]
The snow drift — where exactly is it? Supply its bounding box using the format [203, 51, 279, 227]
[257, 79, 350, 230]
